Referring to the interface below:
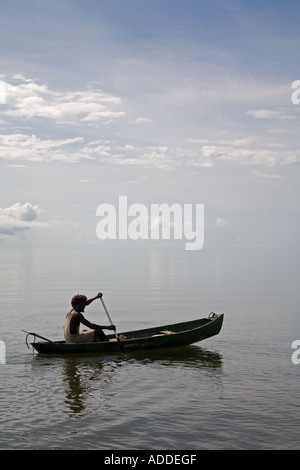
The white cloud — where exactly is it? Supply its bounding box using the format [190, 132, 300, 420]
[105, 145, 192, 170]
[132, 117, 153, 124]
[0, 202, 46, 236]
[216, 218, 227, 228]
[189, 136, 300, 169]
[250, 170, 283, 179]
[4, 77, 126, 125]
[1, 75, 300, 174]
[0, 133, 88, 162]
[246, 108, 296, 120]
[1, 130, 300, 171]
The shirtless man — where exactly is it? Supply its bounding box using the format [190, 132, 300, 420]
[64, 292, 115, 343]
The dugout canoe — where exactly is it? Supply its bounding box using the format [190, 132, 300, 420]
[26, 312, 224, 355]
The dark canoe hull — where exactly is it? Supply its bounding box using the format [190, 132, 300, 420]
[31, 313, 224, 355]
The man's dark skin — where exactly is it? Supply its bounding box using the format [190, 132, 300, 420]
[70, 292, 115, 342]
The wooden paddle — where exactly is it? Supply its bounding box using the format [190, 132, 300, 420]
[100, 296, 125, 353]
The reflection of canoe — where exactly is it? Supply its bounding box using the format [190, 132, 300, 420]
[29, 313, 224, 355]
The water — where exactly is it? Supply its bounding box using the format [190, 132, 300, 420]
[0, 243, 299, 450]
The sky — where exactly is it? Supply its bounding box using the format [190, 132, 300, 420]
[0, 0, 300, 260]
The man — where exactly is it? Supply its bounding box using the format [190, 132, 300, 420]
[63, 292, 116, 343]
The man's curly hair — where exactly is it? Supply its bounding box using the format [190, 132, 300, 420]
[71, 294, 87, 309]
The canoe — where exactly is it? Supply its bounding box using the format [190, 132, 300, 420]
[28, 312, 224, 355]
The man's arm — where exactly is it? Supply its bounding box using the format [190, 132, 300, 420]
[80, 313, 115, 331]
[85, 292, 102, 306]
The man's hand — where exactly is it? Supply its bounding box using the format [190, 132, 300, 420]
[108, 325, 116, 331]
[86, 292, 103, 306]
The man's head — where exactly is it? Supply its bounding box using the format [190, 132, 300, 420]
[71, 294, 87, 312]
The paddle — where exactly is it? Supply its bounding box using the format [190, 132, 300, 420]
[100, 296, 125, 353]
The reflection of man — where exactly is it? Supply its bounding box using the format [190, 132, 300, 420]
[63, 293, 115, 343]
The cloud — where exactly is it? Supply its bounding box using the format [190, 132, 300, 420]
[1, 131, 300, 171]
[199, 144, 277, 167]
[246, 108, 296, 120]
[216, 218, 227, 228]
[109, 145, 186, 169]
[250, 170, 283, 179]
[132, 117, 153, 124]
[188, 136, 300, 170]
[4, 77, 126, 125]
[1, 75, 299, 173]
[0, 133, 87, 162]
[0, 202, 45, 236]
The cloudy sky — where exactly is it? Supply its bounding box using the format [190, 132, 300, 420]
[1, 0, 300, 255]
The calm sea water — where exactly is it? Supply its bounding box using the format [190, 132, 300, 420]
[0, 243, 299, 450]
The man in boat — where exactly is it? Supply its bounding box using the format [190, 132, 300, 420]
[64, 292, 116, 343]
